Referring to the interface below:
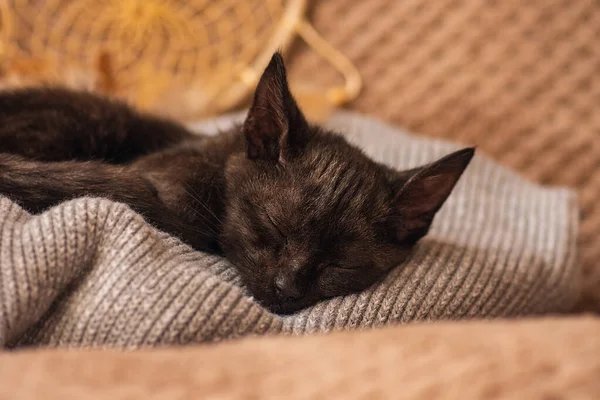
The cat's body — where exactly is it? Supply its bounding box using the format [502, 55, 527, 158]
[0, 88, 230, 253]
[0, 53, 474, 314]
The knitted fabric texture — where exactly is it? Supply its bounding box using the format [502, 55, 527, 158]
[0, 112, 579, 348]
[289, 0, 600, 311]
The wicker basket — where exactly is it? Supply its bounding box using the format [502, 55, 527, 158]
[0, 0, 360, 122]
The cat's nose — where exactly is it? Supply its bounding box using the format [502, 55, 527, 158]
[274, 274, 303, 301]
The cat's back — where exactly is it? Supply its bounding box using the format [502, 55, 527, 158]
[0, 87, 195, 162]
[0, 86, 123, 114]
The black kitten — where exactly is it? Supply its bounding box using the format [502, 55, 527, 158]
[0, 53, 474, 314]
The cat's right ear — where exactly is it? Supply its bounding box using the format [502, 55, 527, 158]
[390, 148, 474, 245]
[241, 52, 308, 164]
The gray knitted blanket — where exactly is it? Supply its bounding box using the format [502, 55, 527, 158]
[0, 112, 580, 349]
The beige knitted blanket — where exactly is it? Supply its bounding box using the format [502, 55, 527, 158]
[0, 112, 580, 348]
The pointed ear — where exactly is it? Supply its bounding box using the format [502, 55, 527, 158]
[241, 52, 308, 163]
[391, 148, 475, 244]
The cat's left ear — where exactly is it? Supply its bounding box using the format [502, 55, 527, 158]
[391, 148, 475, 244]
[241, 52, 308, 163]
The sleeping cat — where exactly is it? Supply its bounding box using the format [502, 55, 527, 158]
[0, 53, 474, 314]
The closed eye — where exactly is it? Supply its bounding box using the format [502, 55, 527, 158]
[266, 211, 288, 245]
[322, 263, 357, 271]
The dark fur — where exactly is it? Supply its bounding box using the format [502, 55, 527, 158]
[0, 53, 474, 314]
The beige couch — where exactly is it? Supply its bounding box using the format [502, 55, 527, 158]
[2, 317, 599, 399]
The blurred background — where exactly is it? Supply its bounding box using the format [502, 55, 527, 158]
[0, 0, 599, 312]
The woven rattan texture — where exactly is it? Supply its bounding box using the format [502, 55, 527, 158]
[0, 0, 290, 118]
[290, 0, 600, 312]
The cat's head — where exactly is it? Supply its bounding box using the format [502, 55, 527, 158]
[221, 53, 474, 314]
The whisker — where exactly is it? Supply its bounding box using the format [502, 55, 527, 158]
[180, 196, 222, 233]
[183, 181, 222, 223]
[184, 207, 221, 235]
[145, 210, 220, 237]
[151, 215, 219, 238]
[180, 179, 223, 224]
